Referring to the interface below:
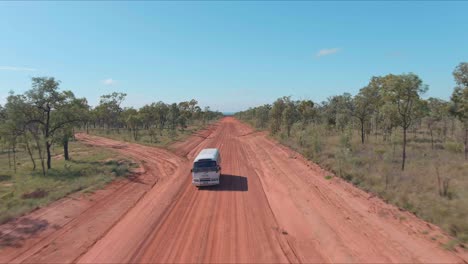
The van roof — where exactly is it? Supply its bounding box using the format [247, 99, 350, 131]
[194, 148, 219, 162]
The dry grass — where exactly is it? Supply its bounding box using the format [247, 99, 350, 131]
[276, 123, 468, 245]
[0, 141, 134, 224]
[85, 121, 214, 148]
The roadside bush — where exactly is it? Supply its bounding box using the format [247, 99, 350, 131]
[236, 96, 468, 245]
[111, 163, 130, 177]
[0, 142, 135, 224]
[335, 147, 351, 178]
[444, 141, 463, 153]
[339, 128, 352, 149]
[310, 130, 323, 154]
[169, 129, 178, 139]
[302, 128, 323, 159]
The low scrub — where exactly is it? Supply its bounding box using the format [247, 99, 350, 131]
[87, 120, 215, 148]
[271, 124, 468, 245]
[444, 141, 464, 153]
[0, 141, 134, 224]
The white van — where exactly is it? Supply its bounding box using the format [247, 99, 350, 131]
[191, 148, 221, 186]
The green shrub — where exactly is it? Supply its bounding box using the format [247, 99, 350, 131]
[245, 119, 468, 245]
[0, 141, 135, 225]
[443, 239, 458, 251]
[444, 141, 463, 153]
[111, 163, 130, 177]
[339, 129, 352, 149]
[311, 132, 323, 154]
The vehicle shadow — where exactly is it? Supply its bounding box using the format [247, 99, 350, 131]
[199, 174, 248, 192]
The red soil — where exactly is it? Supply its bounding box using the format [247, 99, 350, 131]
[1, 117, 466, 263]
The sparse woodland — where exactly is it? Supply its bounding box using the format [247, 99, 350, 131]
[1, 64, 467, 246]
[0, 77, 222, 176]
[0, 77, 222, 223]
[236, 63, 468, 245]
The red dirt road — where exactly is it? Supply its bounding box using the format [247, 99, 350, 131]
[1, 117, 466, 263]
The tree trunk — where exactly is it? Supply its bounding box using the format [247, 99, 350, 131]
[12, 145, 16, 173]
[64, 137, 69, 161]
[402, 127, 407, 171]
[32, 134, 46, 176]
[46, 142, 52, 169]
[385, 173, 389, 190]
[430, 129, 434, 150]
[436, 166, 441, 196]
[443, 119, 447, 140]
[25, 139, 36, 170]
[45, 104, 52, 170]
[360, 119, 365, 144]
[451, 119, 455, 137]
[8, 147, 11, 169]
[465, 128, 468, 160]
[442, 178, 450, 197]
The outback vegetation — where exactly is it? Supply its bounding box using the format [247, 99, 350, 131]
[0, 141, 135, 224]
[86, 93, 222, 146]
[236, 63, 468, 245]
[0, 77, 222, 223]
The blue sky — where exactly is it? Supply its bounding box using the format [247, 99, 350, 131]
[0, 1, 467, 112]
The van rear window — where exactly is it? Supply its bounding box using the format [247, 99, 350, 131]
[194, 160, 217, 168]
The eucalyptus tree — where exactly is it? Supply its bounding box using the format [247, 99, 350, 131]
[425, 98, 449, 149]
[51, 97, 89, 161]
[188, 99, 199, 123]
[177, 115, 188, 131]
[323, 93, 353, 132]
[269, 97, 286, 134]
[80, 99, 92, 133]
[0, 104, 5, 122]
[255, 104, 271, 129]
[97, 92, 127, 132]
[382, 73, 428, 170]
[0, 96, 25, 173]
[168, 103, 180, 130]
[178, 101, 192, 124]
[202, 106, 215, 124]
[297, 100, 315, 128]
[25, 77, 88, 169]
[124, 108, 142, 140]
[192, 105, 202, 121]
[282, 98, 299, 137]
[352, 84, 381, 144]
[139, 104, 156, 129]
[451, 62, 468, 159]
[3, 92, 44, 174]
[154, 101, 169, 135]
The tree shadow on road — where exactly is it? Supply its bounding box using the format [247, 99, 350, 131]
[0, 218, 49, 248]
[199, 174, 248, 192]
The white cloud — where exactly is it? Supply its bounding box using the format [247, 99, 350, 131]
[102, 78, 117, 86]
[316, 48, 341, 57]
[0, 66, 37, 71]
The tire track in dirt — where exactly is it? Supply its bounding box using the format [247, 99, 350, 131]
[0, 125, 214, 264]
[79, 118, 294, 263]
[2, 117, 466, 263]
[236, 119, 467, 263]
